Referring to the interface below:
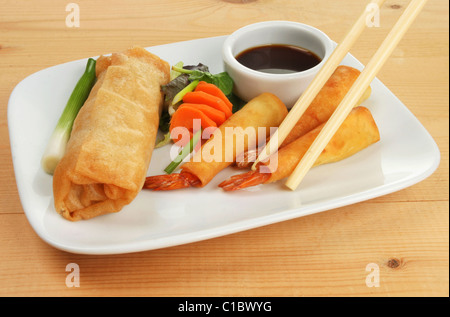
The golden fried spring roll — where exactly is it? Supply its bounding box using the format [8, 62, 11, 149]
[181, 93, 288, 186]
[235, 66, 372, 168]
[262, 107, 380, 183]
[53, 46, 170, 221]
[282, 65, 372, 146]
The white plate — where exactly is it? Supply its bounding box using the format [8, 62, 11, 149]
[8, 36, 440, 255]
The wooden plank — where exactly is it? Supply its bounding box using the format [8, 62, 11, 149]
[0, 0, 448, 297]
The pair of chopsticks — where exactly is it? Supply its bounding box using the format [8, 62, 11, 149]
[253, 0, 428, 191]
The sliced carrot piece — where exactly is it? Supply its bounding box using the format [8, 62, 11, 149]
[195, 81, 233, 112]
[183, 91, 232, 119]
[179, 103, 227, 126]
[169, 106, 217, 146]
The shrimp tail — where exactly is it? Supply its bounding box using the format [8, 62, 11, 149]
[235, 148, 259, 169]
[143, 172, 201, 191]
[218, 170, 271, 191]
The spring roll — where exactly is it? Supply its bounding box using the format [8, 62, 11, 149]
[219, 107, 380, 191]
[261, 106, 380, 183]
[53, 46, 170, 221]
[282, 65, 372, 146]
[181, 93, 288, 186]
[235, 66, 372, 168]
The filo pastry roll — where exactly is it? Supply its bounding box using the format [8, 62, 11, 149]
[235, 65, 372, 168]
[143, 93, 288, 190]
[219, 107, 380, 191]
[264, 106, 380, 183]
[282, 65, 372, 146]
[182, 93, 288, 186]
[53, 46, 170, 221]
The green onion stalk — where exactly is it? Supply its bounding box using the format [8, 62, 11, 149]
[41, 58, 97, 174]
[171, 80, 199, 106]
[164, 129, 202, 174]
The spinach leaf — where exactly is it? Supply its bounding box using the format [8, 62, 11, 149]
[161, 74, 190, 104]
[183, 63, 209, 73]
[158, 108, 171, 133]
[227, 93, 246, 113]
[171, 64, 234, 96]
[212, 72, 234, 96]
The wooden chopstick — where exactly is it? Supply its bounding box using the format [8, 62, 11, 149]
[252, 0, 387, 169]
[285, 0, 428, 191]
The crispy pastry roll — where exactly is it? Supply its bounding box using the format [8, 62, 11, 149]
[143, 93, 288, 191]
[282, 65, 372, 146]
[53, 46, 170, 221]
[235, 66, 372, 168]
[181, 93, 288, 186]
[219, 107, 380, 191]
[265, 106, 380, 182]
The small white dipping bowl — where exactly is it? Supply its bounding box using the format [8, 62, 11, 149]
[223, 21, 334, 108]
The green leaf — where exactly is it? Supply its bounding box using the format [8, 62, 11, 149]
[155, 132, 172, 148]
[212, 72, 234, 96]
[171, 64, 234, 96]
[170, 61, 184, 81]
[159, 108, 171, 133]
[172, 80, 199, 106]
[227, 93, 246, 113]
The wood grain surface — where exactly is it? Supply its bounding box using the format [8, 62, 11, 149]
[0, 0, 448, 297]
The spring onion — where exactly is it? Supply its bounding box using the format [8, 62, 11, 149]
[170, 61, 184, 80]
[155, 131, 171, 149]
[41, 58, 97, 174]
[164, 129, 202, 174]
[171, 79, 199, 106]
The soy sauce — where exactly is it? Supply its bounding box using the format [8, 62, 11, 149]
[236, 44, 322, 74]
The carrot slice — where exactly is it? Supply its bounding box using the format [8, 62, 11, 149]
[169, 106, 217, 145]
[195, 81, 233, 112]
[183, 91, 232, 119]
[179, 103, 227, 126]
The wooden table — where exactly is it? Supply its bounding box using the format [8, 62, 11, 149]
[0, 0, 448, 297]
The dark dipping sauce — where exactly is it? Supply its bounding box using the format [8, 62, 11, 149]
[236, 44, 322, 74]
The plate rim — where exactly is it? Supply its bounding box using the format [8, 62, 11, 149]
[7, 35, 441, 255]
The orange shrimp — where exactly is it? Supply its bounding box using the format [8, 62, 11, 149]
[235, 136, 270, 169]
[235, 147, 259, 169]
[143, 171, 201, 191]
[218, 170, 270, 191]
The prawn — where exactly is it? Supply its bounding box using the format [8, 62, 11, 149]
[218, 169, 270, 191]
[235, 147, 259, 169]
[143, 171, 201, 191]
